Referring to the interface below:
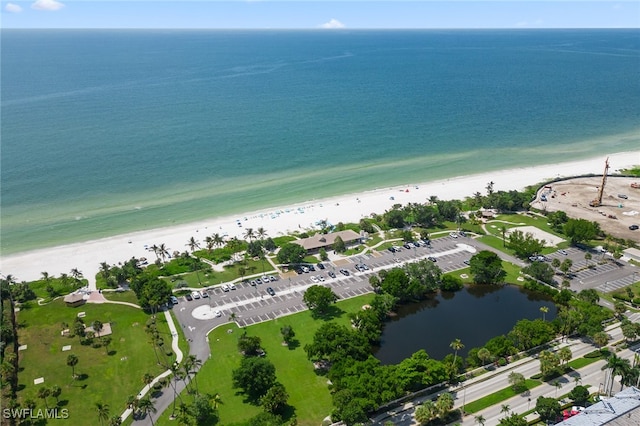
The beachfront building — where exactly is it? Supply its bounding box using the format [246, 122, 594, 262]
[292, 230, 362, 253]
[557, 386, 640, 425]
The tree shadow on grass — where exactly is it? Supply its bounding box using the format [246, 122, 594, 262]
[281, 405, 297, 423]
[75, 373, 89, 381]
[312, 305, 345, 321]
[285, 339, 300, 351]
[107, 350, 117, 356]
[57, 399, 70, 407]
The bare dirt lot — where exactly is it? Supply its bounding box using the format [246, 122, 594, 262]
[530, 176, 640, 242]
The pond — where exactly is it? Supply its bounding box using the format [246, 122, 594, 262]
[373, 284, 557, 365]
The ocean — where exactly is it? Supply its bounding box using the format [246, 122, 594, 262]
[2, 29, 639, 255]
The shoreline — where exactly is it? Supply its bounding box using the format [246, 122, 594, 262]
[1, 151, 637, 287]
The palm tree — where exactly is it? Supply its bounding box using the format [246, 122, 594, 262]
[553, 379, 562, 398]
[142, 372, 154, 390]
[205, 236, 215, 254]
[67, 354, 79, 378]
[177, 403, 192, 425]
[137, 397, 156, 425]
[257, 227, 267, 241]
[540, 306, 549, 321]
[150, 244, 160, 260]
[158, 243, 169, 262]
[450, 338, 464, 369]
[585, 252, 592, 267]
[500, 404, 510, 417]
[186, 237, 200, 254]
[50, 385, 62, 405]
[70, 268, 83, 285]
[185, 355, 202, 394]
[602, 353, 630, 395]
[109, 415, 122, 426]
[212, 233, 225, 248]
[478, 347, 491, 366]
[102, 336, 112, 355]
[243, 228, 255, 242]
[475, 414, 486, 426]
[96, 402, 110, 426]
[500, 225, 507, 246]
[41, 271, 50, 283]
[37, 387, 50, 409]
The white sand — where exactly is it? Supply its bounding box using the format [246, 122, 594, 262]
[1, 152, 637, 289]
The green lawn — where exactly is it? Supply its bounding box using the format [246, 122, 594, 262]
[102, 290, 140, 305]
[16, 299, 173, 425]
[568, 355, 606, 370]
[155, 294, 375, 426]
[163, 259, 276, 289]
[464, 379, 541, 413]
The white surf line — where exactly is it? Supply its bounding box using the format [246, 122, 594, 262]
[119, 309, 183, 422]
[193, 244, 476, 319]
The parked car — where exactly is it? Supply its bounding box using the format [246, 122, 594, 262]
[317, 263, 325, 270]
[630, 224, 639, 230]
[339, 269, 350, 276]
[192, 291, 201, 299]
[618, 194, 629, 199]
[269, 275, 277, 282]
[229, 283, 236, 290]
[428, 256, 437, 262]
[266, 287, 276, 296]
[201, 291, 209, 298]
[310, 276, 319, 283]
[255, 278, 263, 285]
[222, 284, 230, 292]
[170, 296, 179, 304]
[250, 280, 257, 286]
[308, 265, 316, 272]
[318, 275, 325, 282]
[463, 260, 470, 266]
[388, 247, 396, 253]
[558, 249, 568, 255]
[328, 271, 336, 278]
[213, 310, 222, 318]
[449, 232, 458, 238]
[185, 293, 193, 301]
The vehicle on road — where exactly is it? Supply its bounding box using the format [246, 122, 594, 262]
[618, 194, 629, 199]
[213, 310, 222, 318]
[630, 224, 639, 230]
[266, 287, 276, 296]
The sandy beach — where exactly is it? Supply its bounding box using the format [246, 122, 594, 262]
[1, 151, 637, 288]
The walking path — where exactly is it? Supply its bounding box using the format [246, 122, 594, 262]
[119, 309, 184, 423]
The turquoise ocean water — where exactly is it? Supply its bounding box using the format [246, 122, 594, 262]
[2, 29, 639, 255]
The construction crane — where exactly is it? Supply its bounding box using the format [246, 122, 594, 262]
[589, 157, 609, 207]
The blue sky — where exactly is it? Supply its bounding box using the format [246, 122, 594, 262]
[2, 1, 639, 29]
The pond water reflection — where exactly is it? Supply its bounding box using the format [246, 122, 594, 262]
[373, 285, 557, 365]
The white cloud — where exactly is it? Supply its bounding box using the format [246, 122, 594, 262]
[319, 18, 345, 29]
[31, 0, 65, 11]
[5, 3, 23, 13]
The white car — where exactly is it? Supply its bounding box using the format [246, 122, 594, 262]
[213, 310, 222, 318]
[221, 284, 230, 292]
[449, 232, 458, 238]
[318, 275, 325, 282]
[229, 283, 236, 290]
[192, 291, 201, 299]
[310, 276, 319, 283]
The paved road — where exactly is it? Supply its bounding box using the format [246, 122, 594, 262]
[371, 321, 637, 426]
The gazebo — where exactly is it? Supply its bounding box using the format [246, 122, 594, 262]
[63, 293, 86, 307]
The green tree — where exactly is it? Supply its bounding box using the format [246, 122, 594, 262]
[508, 371, 526, 393]
[560, 258, 573, 277]
[276, 243, 306, 265]
[498, 413, 527, 426]
[477, 347, 491, 366]
[539, 350, 560, 378]
[593, 331, 609, 349]
[449, 339, 464, 371]
[522, 262, 555, 284]
[50, 385, 62, 404]
[564, 218, 599, 245]
[568, 385, 589, 404]
[304, 322, 369, 363]
[303, 285, 338, 315]
[333, 236, 346, 253]
[260, 383, 289, 414]
[469, 250, 506, 284]
[435, 392, 454, 418]
[319, 248, 328, 261]
[67, 354, 79, 379]
[280, 325, 295, 345]
[137, 397, 157, 426]
[37, 387, 51, 409]
[232, 357, 277, 401]
[558, 346, 572, 366]
[507, 230, 545, 259]
[238, 334, 262, 356]
[415, 400, 436, 424]
[535, 396, 561, 423]
[96, 402, 110, 426]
